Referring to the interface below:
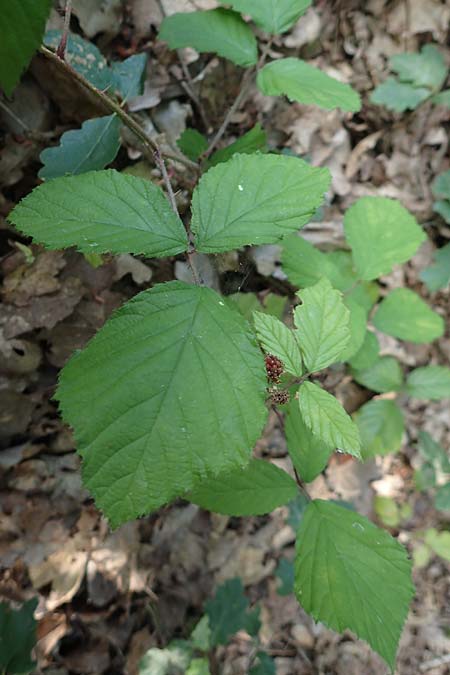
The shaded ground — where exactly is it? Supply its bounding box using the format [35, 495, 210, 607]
[1, 1, 449, 673]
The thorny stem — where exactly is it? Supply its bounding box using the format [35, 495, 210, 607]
[56, 0, 73, 59]
[204, 38, 274, 158]
[153, 148, 202, 286]
[39, 45, 199, 171]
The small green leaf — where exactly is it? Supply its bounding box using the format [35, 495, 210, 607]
[187, 459, 298, 515]
[295, 500, 414, 670]
[206, 578, 260, 646]
[285, 399, 333, 482]
[344, 197, 426, 280]
[417, 431, 450, 472]
[355, 399, 404, 460]
[435, 484, 450, 512]
[352, 356, 403, 393]
[370, 77, 430, 112]
[0, 0, 52, 96]
[0, 598, 38, 675]
[56, 282, 267, 526]
[287, 493, 309, 530]
[424, 529, 450, 562]
[337, 297, 367, 363]
[373, 289, 444, 343]
[191, 154, 330, 253]
[187, 658, 211, 675]
[405, 366, 450, 400]
[432, 89, 450, 107]
[257, 58, 361, 112]
[433, 199, 450, 223]
[139, 642, 192, 675]
[298, 382, 361, 458]
[177, 129, 208, 161]
[249, 652, 276, 675]
[348, 331, 380, 371]
[419, 242, 450, 291]
[294, 278, 350, 372]
[9, 169, 189, 258]
[159, 9, 258, 67]
[209, 124, 268, 166]
[253, 311, 303, 377]
[374, 495, 400, 528]
[191, 616, 212, 652]
[39, 115, 121, 180]
[281, 235, 338, 288]
[44, 31, 112, 89]
[275, 558, 295, 596]
[220, 0, 311, 34]
[432, 170, 450, 198]
[112, 53, 148, 100]
[390, 45, 447, 90]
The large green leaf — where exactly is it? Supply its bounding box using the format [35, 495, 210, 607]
[0, 0, 52, 96]
[9, 169, 189, 258]
[338, 298, 367, 363]
[219, 0, 311, 34]
[206, 579, 260, 646]
[420, 242, 450, 291]
[294, 278, 350, 372]
[57, 282, 267, 526]
[285, 399, 333, 482]
[298, 382, 361, 458]
[187, 459, 298, 515]
[373, 289, 444, 343]
[352, 356, 403, 394]
[295, 500, 414, 670]
[405, 366, 450, 400]
[390, 45, 447, 91]
[253, 311, 303, 377]
[0, 598, 38, 675]
[159, 9, 258, 67]
[191, 154, 330, 253]
[39, 115, 121, 180]
[344, 197, 426, 280]
[257, 58, 361, 112]
[370, 77, 430, 112]
[355, 399, 404, 459]
[44, 31, 112, 90]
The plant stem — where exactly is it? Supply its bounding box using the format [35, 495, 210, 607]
[39, 45, 199, 172]
[56, 0, 72, 59]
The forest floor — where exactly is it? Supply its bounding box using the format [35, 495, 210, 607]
[0, 1, 449, 674]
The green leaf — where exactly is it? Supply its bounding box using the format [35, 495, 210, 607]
[287, 493, 309, 529]
[39, 115, 121, 180]
[433, 199, 450, 223]
[419, 242, 450, 291]
[424, 529, 450, 562]
[0, 598, 38, 675]
[352, 356, 403, 394]
[432, 169, 450, 198]
[249, 652, 276, 675]
[206, 578, 260, 646]
[0, 0, 52, 96]
[275, 558, 295, 596]
[253, 311, 303, 377]
[177, 129, 208, 161]
[344, 197, 426, 280]
[281, 235, 338, 288]
[220, 0, 311, 34]
[390, 45, 447, 90]
[435, 484, 450, 512]
[374, 495, 400, 528]
[159, 9, 258, 67]
[295, 500, 414, 670]
[112, 53, 148, 100]
[9, 169, 189, 258]
[191, 154, 330, 253]
[336, 297, 366, 363]
[355, 399, 404, 460]
[432, 89, 450, 107]
[285, 399, 333, 482]
[298, 382, 361, 458]
[139, 642, 192, 675]
[187, 459, 298, 515]
[417, 431, 450, 472]
[209, 124, 267, 166]
[348, 331, 380, 371]
[191, 616, 212, 652]
[370, 77, 430, 112]
[56, 282, 267, 526]
[44, 31, 113, 89]
[187, 658, 211, 675]
[294, 278, 350, 372]
[373, 289, 444, 343]
[257, 58, 361, 112]
[405, 366, 450, 400]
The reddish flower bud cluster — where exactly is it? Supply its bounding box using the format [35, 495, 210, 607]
[264, 353, 284, 382]
[268, 387, 290, 406]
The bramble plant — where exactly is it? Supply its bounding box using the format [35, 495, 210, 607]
[5, 0, 450, 672]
